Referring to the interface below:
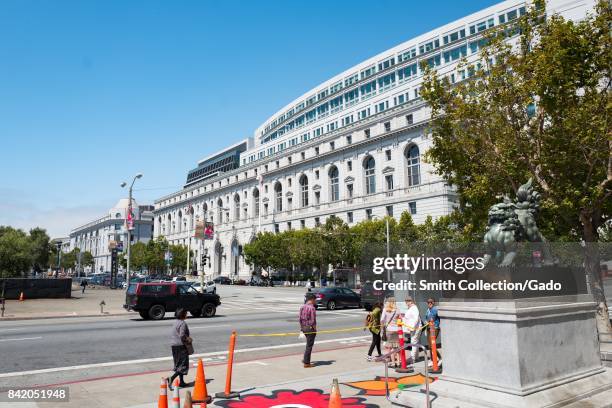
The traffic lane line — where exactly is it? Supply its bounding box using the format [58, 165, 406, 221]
[0, 337, 42, 342]
[0, 335, 369, 379]
[27, 340, 370, 388]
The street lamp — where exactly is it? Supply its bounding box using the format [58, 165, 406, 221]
[121, 173, 143, 289]
[371, 215, 391, 282]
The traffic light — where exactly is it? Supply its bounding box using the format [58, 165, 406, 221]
[201, 254, 209, 266]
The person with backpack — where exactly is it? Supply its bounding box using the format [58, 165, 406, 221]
[380, 297, 401, 367]
[364, 302, 382, 361]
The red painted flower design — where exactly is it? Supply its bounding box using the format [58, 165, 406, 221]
[214, 388, 378, 408]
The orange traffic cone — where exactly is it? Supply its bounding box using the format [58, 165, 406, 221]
[19, 292, 24, 301]
[158, 378, 169, 408]
[192, 359, 211, 404]
[183, 390, 193, 408]
[328, 378, 342, 408]
[171, 378, 181, 408]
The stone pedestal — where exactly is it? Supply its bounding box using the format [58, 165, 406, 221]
[392, 295, 612, 407]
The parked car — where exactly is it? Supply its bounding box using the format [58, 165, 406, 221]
[190, 281, 216, 294]
[171, 276, 187, 282]
[359, 281, 393, 311]
[213, 276, 232, 285]
[124, 282, 221, 320]
[305, 287, 361, 310]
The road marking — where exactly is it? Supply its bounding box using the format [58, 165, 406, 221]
[236, 361, 269, 366]
[0, 335, 369, 378]
[0, 336, 42, 342]
[189, 324, 230, 330]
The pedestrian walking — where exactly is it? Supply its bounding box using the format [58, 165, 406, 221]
[403, 297, 422, 364]
[365, 302, 382, 361]
[299, 293, 317, 368]
[80, 279, 88, 294]
[168, 308, 192, 390]
[380, 297, 401, 367]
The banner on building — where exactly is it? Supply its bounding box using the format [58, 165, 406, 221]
[194, 221, 214, 240]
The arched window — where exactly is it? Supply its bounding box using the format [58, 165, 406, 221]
[274, 182, 283, 212]
[253, 188, 260, 217]
[234, 194, 240, 220]
[406, 145, 421, 186]
[216, 198, 223, 224]
[329, 166, 339, 202]
[300, 175, 309, 207]
[364, 156, 376, 194]
[202, 202, 208, 221]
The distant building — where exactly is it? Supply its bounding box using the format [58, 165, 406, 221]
[69, 199, 154, 274]
[153, 0, 596, 280]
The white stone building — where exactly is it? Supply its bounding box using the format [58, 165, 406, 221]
[153, 0, 596, 280]
[69, 199, 154, 274]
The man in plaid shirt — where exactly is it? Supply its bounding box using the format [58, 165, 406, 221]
[299, 293, 317, 368]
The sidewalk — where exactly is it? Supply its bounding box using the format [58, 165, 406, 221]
[0, 287, 129, 321]
[0, 343, 433, 408]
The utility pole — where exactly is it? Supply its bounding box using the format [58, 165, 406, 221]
[121, 173, 142, 290]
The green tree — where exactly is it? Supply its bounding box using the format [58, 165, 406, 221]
[81, 251, 94, 269]
[29, 227, 51, 273]
[146, 236, 169, 275]
[0, 227, 33, 278]
[420, 1, 611, 334]
[169, 244, 189, 274]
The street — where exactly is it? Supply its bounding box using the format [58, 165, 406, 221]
[0, 285, 369, 390]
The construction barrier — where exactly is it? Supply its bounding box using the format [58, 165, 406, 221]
[215, 331, 240, 399]
[171, 378, 181, 408]
[328, 378, 342, 408]
[192, 358, 212, 404]
[429, 321, 442, 374]
[158, 377, 168, 408]
[395, 319, 412, 373]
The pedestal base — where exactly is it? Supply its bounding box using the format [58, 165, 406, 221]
[391, 368, 612, 408]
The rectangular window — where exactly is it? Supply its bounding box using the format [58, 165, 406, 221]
[397, 47, 417, 62]
[365, 128, 370, 138]
[384, 122, 391, 132]
[314, 217, 320, 227]
[366, 209, 373, 220]
[300, 219, 305, 229]
[301, 152, 305, 160]
[360, 65, 376, 79]
[347, 161, 352, 171]
[377, 72, 396, 90]
[315, 147, 319, 155]
[377, 57, 395, 71]
[398, 63, 417, 81]
[443, 45, 467, 63]
[314, 191, 320, 205]
[274, 223, 279, 233]
[419, 38, 440, 54]
[409, 201, 417, 215]
[346, 135, 352, 145]
[344, 73, 358, 87]
[287, 221, 292, 230]
[406, 114, 413, 125]
[315, 170, 319, 179]
[385, 150, 392, 160]
[426, 54, 441, 68]
[360, 80, 377, 97]
[386, 205, 393, 217]
[385, 174, 394, 190]
[347, 212, 353, 223]
[330, 141, 335, 150]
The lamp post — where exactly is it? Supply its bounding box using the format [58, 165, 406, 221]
[372, 215, 391, 282]
[121, 173, 143, 289]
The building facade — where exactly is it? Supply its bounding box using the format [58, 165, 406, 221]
[69, 199, 154, 275]
[153, 0, 595, 280]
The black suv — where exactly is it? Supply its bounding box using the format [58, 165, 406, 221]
[124, 282, 221, 320]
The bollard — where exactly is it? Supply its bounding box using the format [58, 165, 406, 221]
[429, 321, 441, 374]
[158, 377, 169, 408]
[215, 331, 240, 399]
[395, 319, 412, 373]
[100, 300, 106, 314]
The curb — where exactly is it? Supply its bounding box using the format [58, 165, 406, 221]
[0, 312, 132, 322]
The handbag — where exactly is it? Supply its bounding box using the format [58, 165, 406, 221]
[381, 311, 396, 342]
[184, 336, 194, 355]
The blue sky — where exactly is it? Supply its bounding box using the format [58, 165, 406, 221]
[0, 0, 498, 237]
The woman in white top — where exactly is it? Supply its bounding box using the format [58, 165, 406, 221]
[380, 297, 401, 367]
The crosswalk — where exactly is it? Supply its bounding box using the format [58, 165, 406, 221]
[219, 298, 366, 318]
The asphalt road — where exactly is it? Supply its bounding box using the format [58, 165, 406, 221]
[0, 286, 368, 388]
